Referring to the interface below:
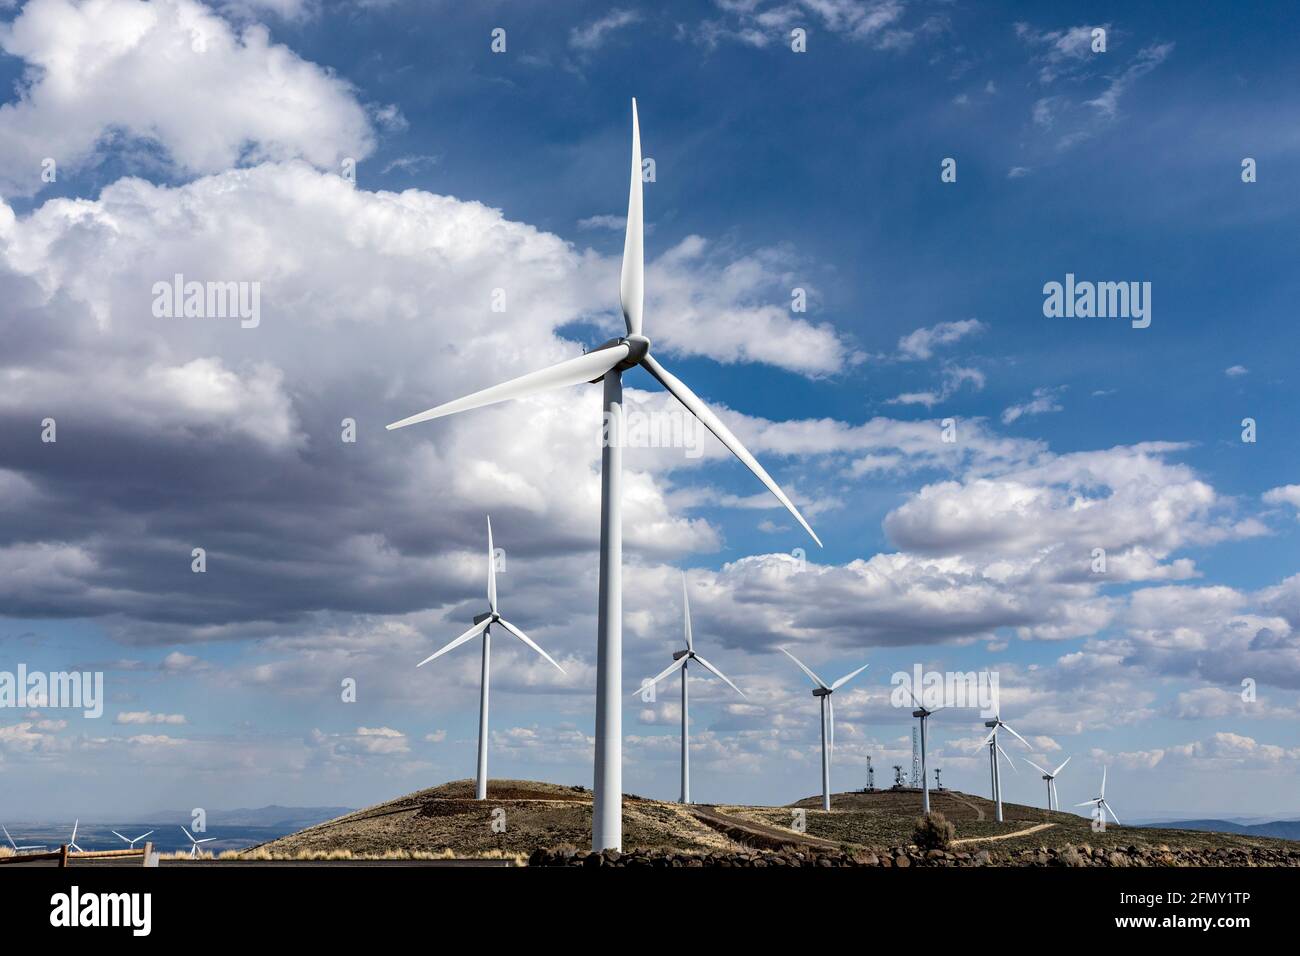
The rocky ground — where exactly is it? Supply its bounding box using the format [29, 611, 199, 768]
[529, 842, 1300, 867]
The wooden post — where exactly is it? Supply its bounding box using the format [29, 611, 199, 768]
[141, 841, 156, 867]
[59, 844, 69, 867]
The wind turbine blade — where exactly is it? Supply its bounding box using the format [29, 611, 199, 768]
[629, 657, 686, 696]
[640, 354, 822, 547]
[70, 820, 78, 843]
[981, 726, 998, 746]
[779, 647, 828, 689]
[681, 572, 693, 651]
[486, 516, 497, 614]
[906, 687, 922, 708]
[497, 617, 566, 673]
[138, 831, 154, 841]
[386, 344, 631, 431]
[1101, 765, 1107, 798]
[182, 827, 194, 842]
[997, 744, 1018, 772]
[619, 98, 643, 337]
[1104, 802, 1120, 825]
[2, 825, 14, 848]
[416, 618, 491, 667]
[1000, 722, 1033, 750]
[197, 838, 216, 844]
[1023, 758, 1051, 777]
[1074, 800, 1096, 808]
[1052, 755, 1071, 777]
[831, 662, 869, 690]
[691, 654, 746, 699]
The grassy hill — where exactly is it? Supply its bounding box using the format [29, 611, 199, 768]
[247, 779, 1298, 861]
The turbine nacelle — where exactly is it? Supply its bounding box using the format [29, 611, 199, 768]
[812, 686, 833, 698]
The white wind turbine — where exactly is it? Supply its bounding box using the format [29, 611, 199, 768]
[780, 648, 869, 811]
[632, 572, 746, 804]
[2, 825, 45, 854]
[904, 689, 943, 815]
[387, 101, 821, 850]
[181, 826, 216, 859]
[979, 712, 1030, 822]
[67, 820, 84, 853]
[111, 828, 154, 849]
[1024, 756, 1071, 811]
[416, 516, 565, 801]
[1076, 766, 1120, 826]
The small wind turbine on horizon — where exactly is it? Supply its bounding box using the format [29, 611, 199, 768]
[181, 826, 216, 858]
[1024, 756, 1071, 811]
[386, 100, 821, 850]
[905, 688, 943, 815]
[111, 828, 154, 849]
[1076, 766, 1121, 826]
[632, 572, 746, 804]
[68, 820, 84, 853]
[3, 825, 45, 854]
[780, 648, 869, 811]
[978, 711, 1030, 822]
[416, 516, 566, 801]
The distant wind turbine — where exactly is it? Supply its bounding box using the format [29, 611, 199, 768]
[1076, 766, 1120, 826]
[781, 648, 869, 811]
[1024, 756, 1071, 811]
[905, 688, 943, 815]
[416, 516, 565, 801]
[111, 829, 154, 849]
[3, 825, 45, 854]
[68, 820, 84, 853]
[181, 826, 216, 859]
[632, 572, 746, 804]
[387, 100, 821, 850]
[978, 711, 1030, 822]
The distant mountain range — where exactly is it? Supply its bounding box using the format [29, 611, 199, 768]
[145, 805, 353, 829]
[1140, 819, 1300, 841]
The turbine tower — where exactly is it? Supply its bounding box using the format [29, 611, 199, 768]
[1076, 766, 1121, 826]
[979, 712, 1030, 822]
[1024, 756, 1071, 811]
[781, 648, 868, 811]
[910, 727, 920, 788]
[934, 768, 943, 791]
[905, 688, 944, 814]
[386, 101, 820, 850]
[415, 517, 565, 800]
[633, 572, 746, 803]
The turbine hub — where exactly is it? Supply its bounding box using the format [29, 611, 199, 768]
[812, 687, 831, 697]
[621, 334, 651, 366]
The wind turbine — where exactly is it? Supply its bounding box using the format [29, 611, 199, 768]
[780, 648, 869, 811]
[1076, 766, 1120, 827]
[1024, 756, 1071, 811]
[416, 516, 565, 801]
[979, 712, 1030, 822]
[68, 820, 84, 853]
[904, 688, 944, 815]
[2, 825, 45, 854]
[111, 829, 154, 849]
[181, 826, 216, 859]
[386, 101, 821, 850]
[632, 572, 746, 804]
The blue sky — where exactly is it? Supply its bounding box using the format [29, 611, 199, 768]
[1, 0, 1298, 824]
